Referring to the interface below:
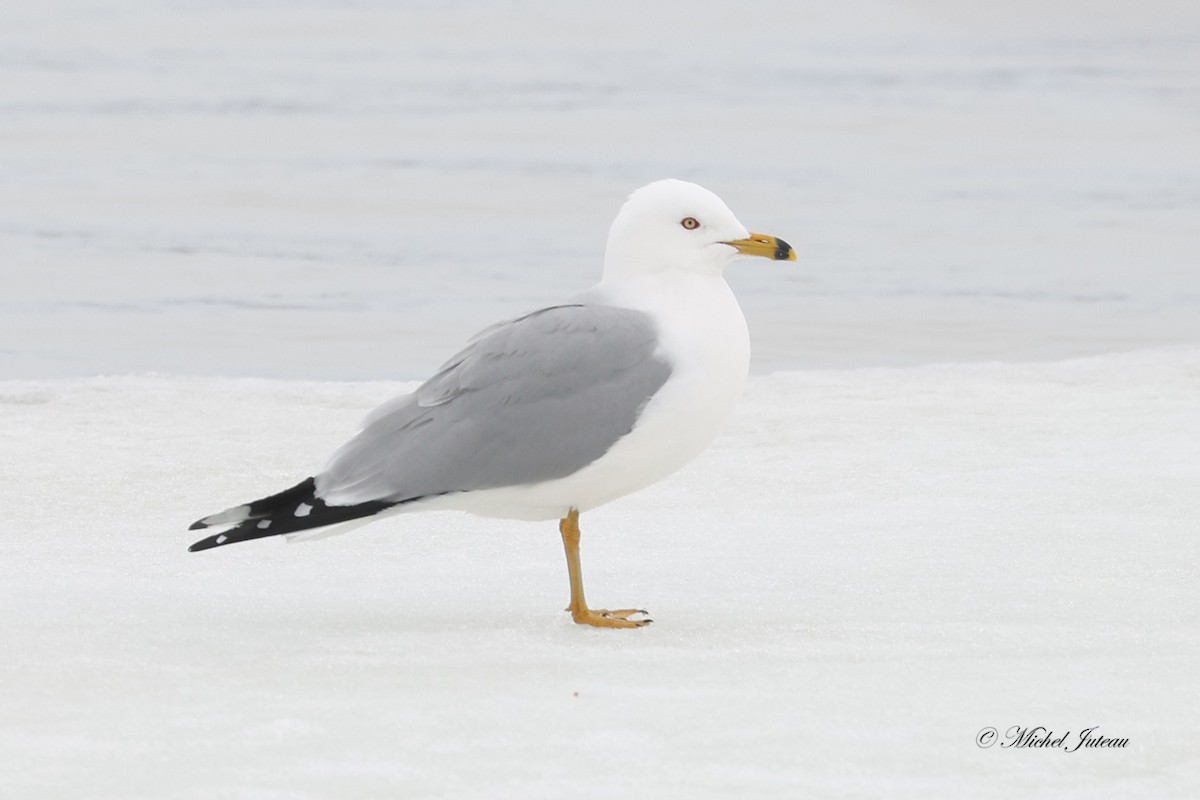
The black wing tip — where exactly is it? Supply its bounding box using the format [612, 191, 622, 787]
[184, 479, 400, 555]
[186, 477, 318, 535]
[188, 530, 253, 553]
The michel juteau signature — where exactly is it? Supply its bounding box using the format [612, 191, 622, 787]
[1002, 726, 1129, 752]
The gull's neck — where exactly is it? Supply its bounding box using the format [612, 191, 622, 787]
[589, 269, 733, 313]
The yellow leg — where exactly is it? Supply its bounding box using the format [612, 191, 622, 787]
[558, 509, 651, 628]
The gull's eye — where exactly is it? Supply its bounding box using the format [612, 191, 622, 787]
[680, 217, 700, 230]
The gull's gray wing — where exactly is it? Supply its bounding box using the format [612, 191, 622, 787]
[315, 304, 672, 506]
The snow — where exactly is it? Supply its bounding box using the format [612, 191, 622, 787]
[2, 348, 1198, 798]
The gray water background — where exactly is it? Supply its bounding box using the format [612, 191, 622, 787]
[2, 1, 1198, 379]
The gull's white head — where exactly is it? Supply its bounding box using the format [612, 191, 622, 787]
[602, 179, 796, 280]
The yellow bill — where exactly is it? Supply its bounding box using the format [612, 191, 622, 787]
[722, 232, 797, 261]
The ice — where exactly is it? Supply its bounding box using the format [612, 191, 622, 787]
[1, 348, 1197, 797]
[2, 1, 1199, 380]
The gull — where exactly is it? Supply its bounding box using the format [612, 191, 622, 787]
[188, 179, 796, 628]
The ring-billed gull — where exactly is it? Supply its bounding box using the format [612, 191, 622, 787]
[188, 179, 796, 628]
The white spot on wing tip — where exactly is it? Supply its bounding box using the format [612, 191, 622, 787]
[215, 534, 227, 544]
[257, 520, 271, 529]
[295, 502, 312, 517]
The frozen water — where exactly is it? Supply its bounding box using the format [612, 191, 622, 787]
[2, 0, 1198, 379]
[1, 349, 1198, 797]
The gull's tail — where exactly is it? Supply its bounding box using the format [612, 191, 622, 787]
[187, 477, 397, 552]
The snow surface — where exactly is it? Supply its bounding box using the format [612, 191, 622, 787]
[2, 348, 1198, 798]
